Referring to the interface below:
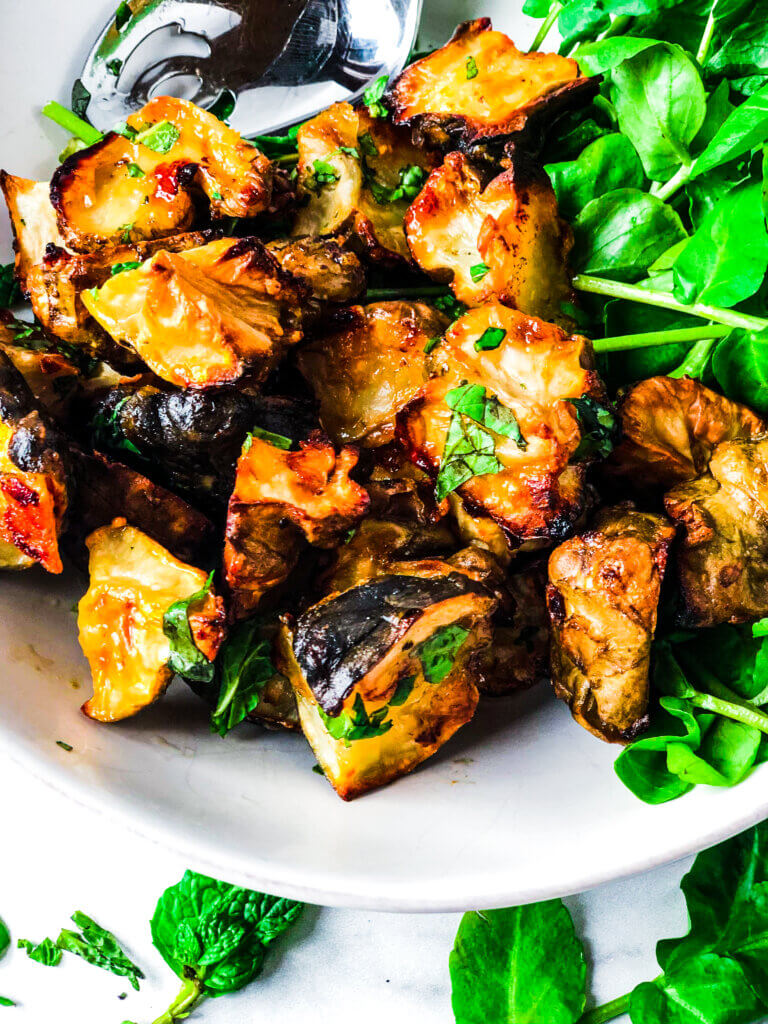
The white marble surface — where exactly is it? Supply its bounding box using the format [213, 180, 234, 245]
[0, 750, 692, 1023]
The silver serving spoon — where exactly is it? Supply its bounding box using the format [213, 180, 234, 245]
[77, 0, 422, 138]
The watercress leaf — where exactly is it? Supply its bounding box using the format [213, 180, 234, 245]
[574, 35, 660, 75]
[711, 328, 768, 414]
[614, 696, 700, 804]
[0, 264, 20, 309]
[450, 902, 587, 1024]
[674, 625, 768, 703]
[572, 188, 687, 281]
[629, 955, 765, 1024]
[610, 43, 706, 181]
[56, 912, 144, 990]
[18, 937, 61, 967]
[163, 572, 216, 684]
[707, 7, 768, 83]
[686, 158, 753, 229]
[558, 0, 611, 53]
[689, 83, 768, 184]
[546, 133, 645, 221]
[416, 625, 470, 684]
[523, 0, 553, 15]
[666, 717, 762, 787]
[672, 184, 768, 308]
[211, 619, 281, 737]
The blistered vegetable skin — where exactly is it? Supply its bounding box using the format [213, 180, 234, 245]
[665, 438, 768, 627]
[78, 521, 226, 722]
[387, 18, 598, 150]
[0, 351, 68, 572]
[297, 301, 448, 447]
[547, 506, 675, 743]
[405, 151, 575, 323]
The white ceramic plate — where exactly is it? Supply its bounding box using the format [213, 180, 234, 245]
[3, 0, 768, 914]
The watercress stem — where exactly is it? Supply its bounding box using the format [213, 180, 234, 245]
[578, 992, 631, 1024]
[594, 325, 729, 352]
[572, 274, 768, 332]
[364, 285, 450, 301]
[653, 163, 693, 203]
[41, 101, 102, 146]
[696, 8, 717, 64]
[150, 976, 204, 1024]
[275, 152, 299, 165]
[529, 1, 563, 52]
[669, 336, 717, 378]
[689, 691, 768, 734]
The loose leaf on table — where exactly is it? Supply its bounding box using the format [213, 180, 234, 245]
[56, 912, 144, 990]
[163, 572, 216, 684]
[610, 43, 706, 181]
[572, 188, 687, 281]
[629, 955, 765, 1024]
[0, 918, 8, 960]
[450, 902, 587, 1024]
[211, 619, 281, 737]
[711, 328, 768, 414]
[545, 134, 645, 221]
[672, 184, 768, 308]
[18, 937, 61, 967]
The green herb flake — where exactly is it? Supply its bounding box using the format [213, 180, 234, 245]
[307, 158, 340, 193]
[363, 75, 389, 118]
[246, 426, 293, 451]
[312, 763, 325, 776]
[473, 326, 505, 351]
[331, 145, 360, 159]
[56, 740, 73, 751]
[366, 164, 427, 205]
[434, 411, 502, 502]
[0, 918, 9, 961]
[416, 626, 470, 684]
[110, 261, 142, 277]
[211, 619, 281, 737]
[469, 261, 490, 283]
[135, 120, 180, 154]
[118, 223, 133, 244]
[465, 55, 479, 79]
[126, 162, 144, 178]
[447, 382, 526, 449]
[18, 937, 61, 967]
[106, 58, 123, 77]
[0, 263, 20, 310]
[210, 190, 223, 200]
[208, 88, 236, 124]
[113, 122, 137, 142]
[566, 396, 617, 460]
[56, 912, 144, 990]
[424, 336, 442, 354]
[388, 675, 416, 706]
[434, 294, 467, 322]
[91, 396, 145, 459]
[0, 997, 14, 1007]
[114, 0, 132, 31]
[162, 573, 216, 684]
[318, 693, 393, 746]
[358, 131, 378, 158]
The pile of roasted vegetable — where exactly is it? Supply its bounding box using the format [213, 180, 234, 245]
[3, 14, 768, 802]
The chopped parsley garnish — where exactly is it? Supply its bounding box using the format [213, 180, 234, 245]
[210, 190, 223, 200]
[126, 162, 144, 177]
[56, 912, 144, 990]
[367, 164, 427, 205]
[0, 262, 20, 309]
[243, 426, 293, 452]
[388, 675, 416, 706]
[113, 122, 137, 141]
[306, 158, 340, 193]
[416, 626, 470, 683]
[465, 55, 479, 79]
[163, 573, 216, 684]
[566, 397, 618, 461]
[424, 335, 442, 354]
[106, 58, 123, 77]
[56, 740, 73, 751]
[118, 223, 133, 244]
[469, 261, 490, 283]
[110, 261, 141, 276]
[363, 75, 389, 118]
[18, 937, 61, 967]
[135, 120, 180, 153]
[474, 326, 506, 351]
[91, 396, 145, 458]
[434, 294, 467, 322]
[318, 693, 393, 747]
[358, 131, 378, 158]
[114, 1, 132, 31]
[330, 145, 360, 159]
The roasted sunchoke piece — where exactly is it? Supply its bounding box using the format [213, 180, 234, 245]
[0, 172, 66, 291]
[81, 237, 306, 388]
[398, 302, 607, 546]
[224, 432, 370, 618]
[0, 351, 68, 572]
[547, 506, 675, 743]
[387, 19, 597, 151]
[50, 96, 274, 252]
[278, 565, 496, 799]
[0, 313, 81, 419]
[65, 449, 215, 568]
[291, 102, 438, 263]
[405, 151, 574, 323]
[78, 520, 226, 723]
[266, 237, 365, 304]
[297, 302, 448, 447]
[665, 438, 768, 627]
[608, 376, 767, 493]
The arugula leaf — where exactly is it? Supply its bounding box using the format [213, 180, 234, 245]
[56, 912, 143, 990]
[110, 261, 142, 277]
[566, 396, 617, 460]
[473, 327, 505, 350]
[545, 134, 645, 221]
[450, 902, 587, 1024]
[363, 75, 388, 118]
[465, 55, 478, 79]
[150, 870, 303, 1016]
[318, 692, 393, 745]
[447, 383, 527, 449]
[163, 573, 216, 684]
[0, 264, 20, 309]
[416, 625, 470, 684]
[135, 120, 180, 154]
[211, 619, 279, 737]
[18, 937, 61, 967]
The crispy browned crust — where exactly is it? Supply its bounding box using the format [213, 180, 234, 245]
[665, 437, 768, 627]
[406, 150, 574, 323]
[266, 237, 365, 303]
[607, 376, 767, 493]
[224, 433, 370, 618]
[547, 505, 675, 743]
[387, 19, 598, 151]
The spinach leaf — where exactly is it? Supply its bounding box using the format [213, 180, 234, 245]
[18, 937, 61, 967]
[450, 902, 587, 1024]
[151, 870, 303, 1006]
[712, 328, 768, 414]
[0, 264, 20, 309]
[566, 396, 618, 459]
[163, 573, 216, 684]
[416, 625, 470, 684]
[211, 619, 280, 737]
[318, 692, 393, 745]
[446, 383, 526, 449]
[610, 43, 706, 181]
[56, 912, 144, 990]
[572, 188, 687, 281]
[673, 184, 768, 307]
[546, 133, 645, 221]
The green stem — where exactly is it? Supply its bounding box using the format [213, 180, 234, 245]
[41, 101, 102, 146]
[579, 992, 632, 1024]
[604, 14, 633, 38]
[689, 691, 768, 734]
[150, 976, 204, 1024]
[696, 7, 717, 64]
[530, 1, 563, 51]
[594, 324, 729, 353]
[653, 162, 693, 203]
[364, 285, 450, 301]
[275, 151, 299, 165]
[572, 274, 768, 332]
[669, 336, 716, 378]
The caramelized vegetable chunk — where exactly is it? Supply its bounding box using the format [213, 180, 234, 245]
[665, 438, 768, 627]
[0, 313, 81, 419]
[297, 301, 448, 447]
[547, 506, 675, 742]
[78, 520, 225, 722]
[405, 151, 574, 323]
[224, 433, 370, 618]
[398, 302, 607, 546]
[278, 563, 496, 799]
[0, 172, 66, 291]
[50, 96, 273, 252]
[608, 376, 767, 493]
[387, 18, 597, 150]
[291, 102, 437, 263]
[82, 237, 306, 387]
[266, 237, 365, 304]
[0, 351, 68, 572]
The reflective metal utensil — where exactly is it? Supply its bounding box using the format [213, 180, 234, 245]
[77, 0, 422, 137]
